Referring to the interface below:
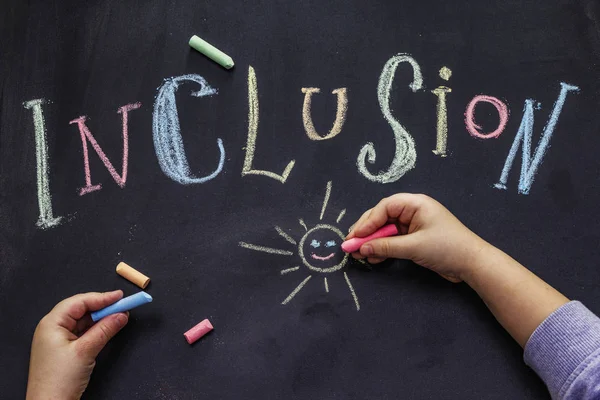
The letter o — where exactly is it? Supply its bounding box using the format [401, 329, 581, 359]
[465, 95, 509, 139]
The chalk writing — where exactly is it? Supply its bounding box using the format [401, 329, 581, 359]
[494, 82, 580, 194]
[239, 181, 359, 310]
[24, 99, 63, 229]
[298, 224, 348, 273]
[301, 87, 348, 140]
[439, 66, 452, 81]
[70, 103, 141, 195]
[242, 66, 295, 183]
[465, 95, 509, 139]
[239, 242, 294, 256]
[153, 74, 224, 184]
[281, 275, 312, 305]
[320, 180, 332, 220]
[344, 271, 360, 311]
[275, 226, 297, 244]
[357, 54, 423, 183]
[299, 219, 308, 231]
[432, 67, 452, 157]
[336, 209, 346, 223]
[19, 58, 586, 231]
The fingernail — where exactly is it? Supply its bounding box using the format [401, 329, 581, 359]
[362, 244, 373, 256]
[116, 313, 128, 327]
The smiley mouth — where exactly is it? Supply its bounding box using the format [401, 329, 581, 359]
[311, 252, 335, 261]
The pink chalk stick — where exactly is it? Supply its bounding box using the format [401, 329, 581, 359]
[184, 319, 213, 344]
[341, 224, 399, 253]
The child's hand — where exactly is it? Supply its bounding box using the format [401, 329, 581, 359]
[26, 291, 128, 400]
[347, 194, 490, 282]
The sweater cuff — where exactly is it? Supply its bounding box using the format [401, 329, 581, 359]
[524, 301, 600, 397]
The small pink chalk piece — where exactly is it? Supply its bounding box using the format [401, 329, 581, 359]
[184, 319, 214, 344]
[341, 224, 399, 253]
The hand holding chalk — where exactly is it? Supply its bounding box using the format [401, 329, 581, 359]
[346, 194, 491, 283]
[26, 291, 129, 400]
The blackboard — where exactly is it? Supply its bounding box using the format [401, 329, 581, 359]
[1, 1, 599, 398]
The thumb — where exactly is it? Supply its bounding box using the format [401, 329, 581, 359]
[76, 313, 128, 358]
[359, 235, 418, 260]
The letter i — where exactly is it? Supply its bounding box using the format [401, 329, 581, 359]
[432, 67, 452, 157]
[23, 99, 63, 229]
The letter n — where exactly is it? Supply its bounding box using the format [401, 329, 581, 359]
[70, 102, 141, 195]
[494, 83, 579, 195]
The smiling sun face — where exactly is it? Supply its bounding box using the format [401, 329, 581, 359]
[299, 224, 347, 273]
[239, 181, 360, 311]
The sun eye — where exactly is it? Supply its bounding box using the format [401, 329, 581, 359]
[325, 240, 336, 248]
[310, 239, 321, 248]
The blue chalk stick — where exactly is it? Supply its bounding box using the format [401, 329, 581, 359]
[91, 291, 153, 322]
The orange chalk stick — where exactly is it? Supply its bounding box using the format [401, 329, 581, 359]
[116, 262, 150, 289]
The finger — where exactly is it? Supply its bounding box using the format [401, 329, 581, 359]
[351, 252, 365, 260]
[74, 309, 129, 336]
[74, 314, 94, 336]
[346, 208, 373, 239]
[359, 234, 420, 260]
[76, 313, 128, 358]
[352, 197, 395, 238]
[439, 273, 462, 283]
[52, 291, 124, 331]
[353, 194, 423, 238]
[367, 257, 386, 264]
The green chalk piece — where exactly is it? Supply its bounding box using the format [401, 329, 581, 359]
[189, 35, 234, 69]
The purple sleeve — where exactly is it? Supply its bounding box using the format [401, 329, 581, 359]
[524, 301, 600, 399]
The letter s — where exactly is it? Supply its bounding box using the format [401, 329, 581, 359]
[357, 54, 423, 183]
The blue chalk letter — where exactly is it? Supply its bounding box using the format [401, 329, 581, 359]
[152, 74, 225, 184]
[494, 82, 580, 195]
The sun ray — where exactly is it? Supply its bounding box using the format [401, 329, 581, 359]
[336, 209, 346, 223]
[239, 242, 294, 255]
[324, 277, 329, 293]
[282, 275, 312, 305]
[319, 181, 332, 221]
[299, 219, 308, 231]
[275, 226, 296, 245]
[343, 271, 360, 311]
[280, 266, 300, 275]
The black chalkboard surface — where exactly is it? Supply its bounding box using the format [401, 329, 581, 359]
[1, 1, 600, 399]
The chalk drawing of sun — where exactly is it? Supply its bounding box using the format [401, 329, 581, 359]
[239, 181, 360, 311]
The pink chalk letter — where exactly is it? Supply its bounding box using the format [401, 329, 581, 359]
[341, 224, 399, 253]
[184, 319, 214, 344]
[70, 102, 142, 196]
[465, 95, 509, 139]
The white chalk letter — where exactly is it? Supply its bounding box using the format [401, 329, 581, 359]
[24, 99, 63, 229]
[357, 54, 423, 183]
